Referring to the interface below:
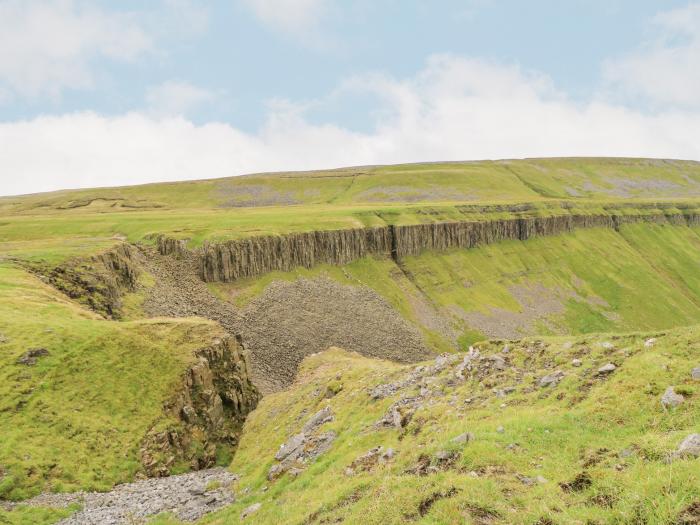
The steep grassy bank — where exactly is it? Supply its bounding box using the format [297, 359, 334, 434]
[0, 264, 257, 500]
[155, 327, 700, 524]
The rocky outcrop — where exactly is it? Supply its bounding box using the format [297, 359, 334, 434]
[139, 336, 260, 477]
[30, 243, 141, 318]
[156, 235, 191, 259]
[200, 227, 392, 281]
[186, 209, 700, 282]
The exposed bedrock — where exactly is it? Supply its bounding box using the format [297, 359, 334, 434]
[163, 211, 700, 282]
[29, 243, 141, 318]
[140, 335, 260, 477]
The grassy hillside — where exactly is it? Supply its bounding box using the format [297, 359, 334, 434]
[152, 328, 700, 525]
[0, 264, 227, 499]
[2, 158, 700, 523]
[2, 158, 700, 266]
[3, 158, 700, 213]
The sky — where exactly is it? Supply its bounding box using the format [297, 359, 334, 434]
[1, 1, 700, 196]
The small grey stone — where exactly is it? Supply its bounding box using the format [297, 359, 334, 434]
[302, 406, 333, 433]
[539, 370, 564, 387]
[571, 359, 582, 367]
[451, 432, 475, 444]
[692, 367, 700, 381]
[644, 338, 656, 348]
[661, 387, 684, 409]
[496, 426, 505, 434]
[597, 363, 616, 375]
[601, 341, 614, 350]
[381, 448, 396, 461]
[619, 448, 635, 458]
[241, 502, 262, 519]
[675, 434, 700, 458]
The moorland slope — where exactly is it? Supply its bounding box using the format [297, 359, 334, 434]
[1, 157, 700, 524]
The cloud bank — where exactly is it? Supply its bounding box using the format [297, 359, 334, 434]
[2, 54, 700, 196]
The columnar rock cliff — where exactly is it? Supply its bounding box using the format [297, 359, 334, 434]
[198, 227, 393, 281]
[157, 210, 700, 282]
[140, 335, 260, 477]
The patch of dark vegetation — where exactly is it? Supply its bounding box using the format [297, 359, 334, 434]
[589, 490, 618, 508]
[16, 348, 49, 366]
[676, 502, 700, 525]
[303, 486, 369, 524]
[559, 471, 592, 493]
[462, 502, 501, 524]
[532, 518, 555, 525]
[404, 450, 461, 476]
[581, 448, 611, 468]
[417, 486, 459, 517]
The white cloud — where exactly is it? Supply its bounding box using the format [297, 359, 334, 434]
[146, 81, 215, 117]
[0, 0, 153, 99]
[2, 54, 700, 196]
[604, 3, 700, 108]
[241, 0, 327, 35]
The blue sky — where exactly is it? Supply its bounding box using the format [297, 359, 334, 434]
[1, 0, 700, 195]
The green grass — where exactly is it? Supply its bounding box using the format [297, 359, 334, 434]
[0, 264, 226, 499]
[4, 158, 700, 215]
[0, 505, 76, 525]
[3, 157, 700, 265]
[2, 157, 700, 521]
[179, 328, 700, 524]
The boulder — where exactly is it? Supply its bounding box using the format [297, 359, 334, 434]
[450, 432, 475, 445]
[597, 363, 616, 375]
[661, 387, 684, 409]
[675, 434, 700, 458]
[539, 370, 564, 387]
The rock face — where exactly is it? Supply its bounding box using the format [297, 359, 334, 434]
[164, 210, 700, 282]
[30, 243, 140, 318]
[267, 407, 336, 481]
[139, 336, 260, 477]
[200, 227, 392, 282]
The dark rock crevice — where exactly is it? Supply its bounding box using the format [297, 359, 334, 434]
[139, 336, 260, 477]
